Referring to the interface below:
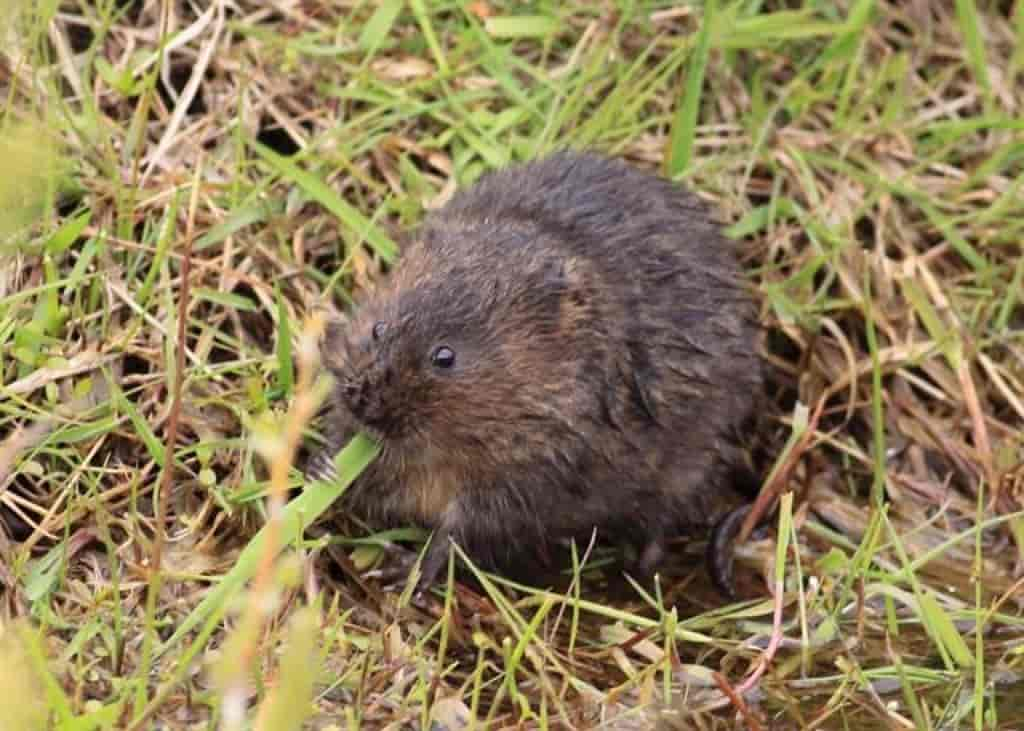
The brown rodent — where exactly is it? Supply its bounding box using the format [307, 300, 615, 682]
[307, 151, 763, 594]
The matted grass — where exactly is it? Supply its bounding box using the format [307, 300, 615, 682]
[1, 0, 1023, 728]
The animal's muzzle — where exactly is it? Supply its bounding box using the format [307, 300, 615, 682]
[342, 378, 370, 418]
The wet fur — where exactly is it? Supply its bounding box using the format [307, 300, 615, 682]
[310, 151, 763, 589]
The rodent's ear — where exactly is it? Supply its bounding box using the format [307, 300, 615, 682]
[322, 316, 346, 355]
[534, 257, 592, 331]
[546, 256, 590, 310]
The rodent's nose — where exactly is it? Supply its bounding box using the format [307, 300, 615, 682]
[341, 377, 372, 421]
[340, 366, 392, 428]
[342, 379, 366, 406]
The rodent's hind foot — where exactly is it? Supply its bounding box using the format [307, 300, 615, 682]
[706, 503, 753, 599]
[413, 532, 452, 597]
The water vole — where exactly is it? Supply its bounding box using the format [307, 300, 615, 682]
[307, 151, 763, 593]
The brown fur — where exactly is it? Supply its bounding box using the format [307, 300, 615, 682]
[307, 151, 763, 591]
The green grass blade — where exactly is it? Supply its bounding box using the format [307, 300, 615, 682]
[484, 15, 558, 39]
[358, 0, 403, 56]
[953, 0, 994, 114]
[275, 285, 294, 397]
[666, 0, 715, 177]
[251, 141, 398, 262]
[154, 432, 379, 659]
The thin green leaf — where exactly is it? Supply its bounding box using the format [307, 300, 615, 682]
[251, 141, 398, 261]
[154, 432, 379, 659]
[44, 210, 91, 256]
[358, 0, 403, 55]
[275, 285, 293, 396]
[110, 378, 164, 467]
[192, 287, 259, 312]
[918, 592, 974, 669]
[666, 0, 715, 177]
[485, 15, 558, 39]
[954, 0, 994, 114]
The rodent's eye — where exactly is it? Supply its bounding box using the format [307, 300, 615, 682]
[431, 345, 456, 369]
[371, 321, 387, 341]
